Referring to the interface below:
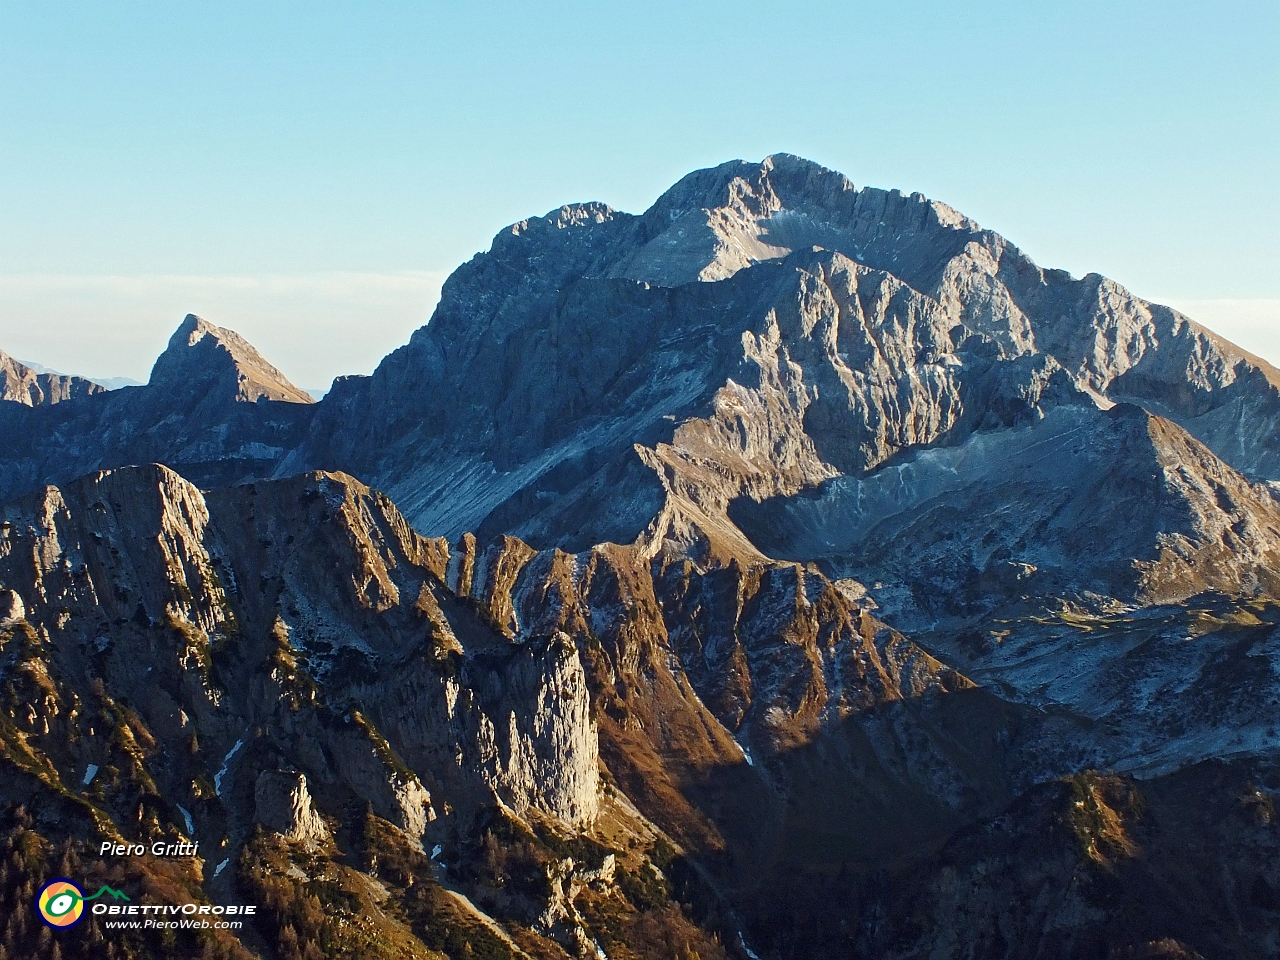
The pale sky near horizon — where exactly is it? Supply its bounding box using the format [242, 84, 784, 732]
[1, 1, 1277, 391]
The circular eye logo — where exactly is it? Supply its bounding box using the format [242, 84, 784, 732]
[37, 879, 86, 927]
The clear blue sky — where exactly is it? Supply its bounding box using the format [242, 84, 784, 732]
[1, 1, 1277, 388]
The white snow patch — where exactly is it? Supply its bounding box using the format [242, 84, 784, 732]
[82, 764, 98, 785]
[177, 805, 195, 837]
[214, 738, 244, 796]
[213, 858, 229, 878]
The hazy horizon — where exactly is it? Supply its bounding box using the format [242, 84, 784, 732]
[3, 263, 1279, 395]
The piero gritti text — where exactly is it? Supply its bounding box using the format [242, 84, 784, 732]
[100, 840, 200, 858]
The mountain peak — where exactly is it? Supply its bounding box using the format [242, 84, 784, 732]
[603, 154, 981, 289]
[0, 346, 104, 406]
[149, 314, 314, 404]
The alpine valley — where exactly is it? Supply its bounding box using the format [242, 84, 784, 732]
[2, 156, 1278, 960]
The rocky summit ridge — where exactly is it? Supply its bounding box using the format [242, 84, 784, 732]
[2, 156, 1280, 960]
[0, 348, 104, 406]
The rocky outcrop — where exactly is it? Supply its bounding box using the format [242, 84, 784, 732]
[255, 770, 329, 843]
[0, 349, 104, 406]
[0, 589, 22, 622]
[469, 633, 599, 824]
[0, 466, 600, 841]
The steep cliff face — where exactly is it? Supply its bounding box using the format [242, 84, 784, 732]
[0, 348, 104, 406]
[0, 466, 600, 850]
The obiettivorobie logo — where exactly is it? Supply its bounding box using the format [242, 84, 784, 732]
[36, 879, 131, 928]
[35, 876, 257, 933]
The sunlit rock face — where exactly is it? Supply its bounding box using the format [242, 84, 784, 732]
[0, 348, 104, 406]
[0, 466, 598, 836]
[255, 770, 329, 843]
